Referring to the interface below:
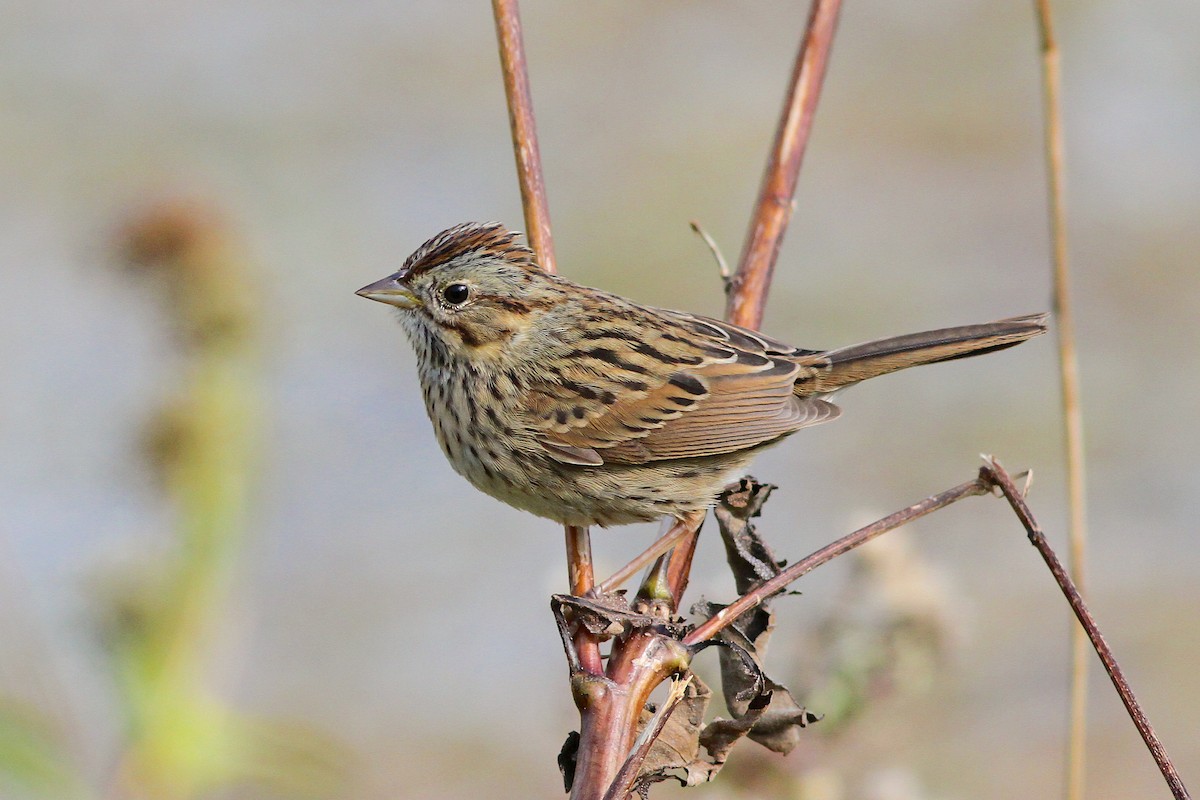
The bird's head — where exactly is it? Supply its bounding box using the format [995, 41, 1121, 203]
[357, 222, 561, 355]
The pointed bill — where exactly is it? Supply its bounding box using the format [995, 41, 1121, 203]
[356, 274, 420, 308]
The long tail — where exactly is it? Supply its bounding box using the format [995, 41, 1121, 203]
[794, 313, 1048, 395]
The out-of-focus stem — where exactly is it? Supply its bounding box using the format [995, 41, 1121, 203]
[114, 202, 259, 800]
[1033, 4, 1090, 798]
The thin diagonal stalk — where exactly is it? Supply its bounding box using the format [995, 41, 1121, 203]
[1033, 4, 1090, 798]
[600, 676, 693, 800]
[682, 475, 990, 646]
[985, 460, 1190, 800]
[595, 513, 701, 597]
[666, 0, 843, 602]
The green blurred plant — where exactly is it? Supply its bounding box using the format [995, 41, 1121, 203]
[0, 701, 89, 800]
[101, 201, 343, 800]
[0, 200, 343, 800]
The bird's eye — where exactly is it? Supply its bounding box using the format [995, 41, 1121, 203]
[441, 283, 470, 305]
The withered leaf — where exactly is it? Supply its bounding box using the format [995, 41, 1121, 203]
[633, 675, 712, 791]
[553, 593, 688, 640]
[558, 730, 579, 792]
[682, 477, 820, 760]
[714, 477, 786, 594]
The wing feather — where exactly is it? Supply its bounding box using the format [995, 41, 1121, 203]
[523, 308, 841, 465]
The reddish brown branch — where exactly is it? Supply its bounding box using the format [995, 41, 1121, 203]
[678, 459, 1191, 799]
[491, 0, 601, 678]
[570, 633, 691, 800]
[983, 460, 1191, 800]
[601, 676, 692, 800]
[724, 0, 842, 330]
[489, 3, 850, 794]
[665, 0, 843, 606]
[595, 513, 703, 597]
[661, 518, 703, 611]
[566, 525, 604, 675]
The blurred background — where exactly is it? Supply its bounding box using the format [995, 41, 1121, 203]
[2, 1, 1197, 798]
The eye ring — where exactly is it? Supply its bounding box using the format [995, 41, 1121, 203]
[441, 283, 470, 306]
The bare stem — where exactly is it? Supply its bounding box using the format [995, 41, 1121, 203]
[983, 460, 1190, 800]
[683, 475, 990, 646]
[490, 2, 848, 793]
[1032, 4, 1090, 798]
[567, 525, 604, 675]
[725, 0, 842, 330]
[688, 220, 731, 283]
[662, 0, 844, 609]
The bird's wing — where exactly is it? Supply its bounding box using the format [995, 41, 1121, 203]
[524, 310, 840, 465]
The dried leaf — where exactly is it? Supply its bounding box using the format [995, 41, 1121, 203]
[680, 477, 820, 761]
[633, 676, 712, 791]
[689, 607, 818, 758]
[558, 730, 579, 792]
[641, 677, 707, 774]
[714, 477, 786, 595]
[553, 594, 688, 640]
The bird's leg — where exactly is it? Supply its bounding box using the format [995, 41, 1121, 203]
[593, 510, 706, 596]
[664, 512, 704, 605]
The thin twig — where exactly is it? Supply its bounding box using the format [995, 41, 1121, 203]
[983, 460, 1190, 800]
[682, 475, 990, 646]
[688, 220, 731, 285]
[724, 0, 842, 330]
[594, 513, 702, 597]
[601, 675, 693, 800]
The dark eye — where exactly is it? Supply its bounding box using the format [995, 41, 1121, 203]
[441, 283, 470, 305]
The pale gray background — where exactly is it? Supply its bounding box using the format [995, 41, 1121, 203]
[3, 2, 1197, 798]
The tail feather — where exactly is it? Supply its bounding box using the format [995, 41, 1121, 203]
[794, 313, 1048, 395]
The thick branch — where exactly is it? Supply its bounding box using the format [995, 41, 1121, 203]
[570, 633, 691, 800]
